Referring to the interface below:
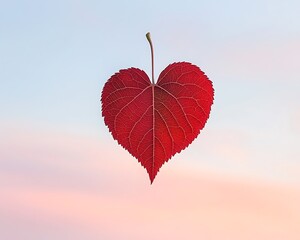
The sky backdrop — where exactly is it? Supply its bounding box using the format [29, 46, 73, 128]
[1, 0, 300, 239]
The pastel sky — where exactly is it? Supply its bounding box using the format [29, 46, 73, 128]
[1, 0, 300, 239]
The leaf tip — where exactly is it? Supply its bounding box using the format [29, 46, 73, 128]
[148, 169, 159, 184]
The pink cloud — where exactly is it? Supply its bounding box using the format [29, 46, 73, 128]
[1, 169, 300, 240]
[0, 125, 300, 240]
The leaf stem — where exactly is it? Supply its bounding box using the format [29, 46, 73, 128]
[146, 32, 155, 84]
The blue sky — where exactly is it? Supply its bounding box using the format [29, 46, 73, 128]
[1, 0, 299, 182]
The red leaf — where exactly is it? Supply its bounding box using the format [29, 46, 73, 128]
[101, 62, 214, 183]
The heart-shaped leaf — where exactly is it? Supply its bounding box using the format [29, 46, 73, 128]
[101, 62, 214, 183]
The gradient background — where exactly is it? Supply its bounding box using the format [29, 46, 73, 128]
[1, 0, 300, 239]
